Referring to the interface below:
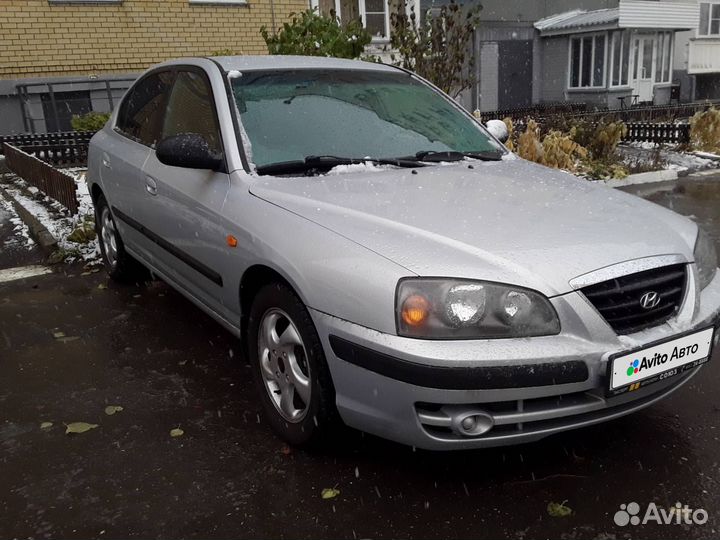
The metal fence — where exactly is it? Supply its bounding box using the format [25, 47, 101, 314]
[0, 131, 94, 167]
[624, 122, 691, 144]
[485, 100, 720, 125]
[479, 102, 588, 123]
[17, 77, 135, 134]
[3, 143, 79, 214]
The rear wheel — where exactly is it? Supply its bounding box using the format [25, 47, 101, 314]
[95, 193, 146, 282]
[248, 282, 338, 446]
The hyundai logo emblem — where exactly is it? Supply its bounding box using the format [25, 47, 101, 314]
[639, 291, 661, 309]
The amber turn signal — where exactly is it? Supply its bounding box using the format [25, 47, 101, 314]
[227, 235, 238, 247]
[401, 294, 430, 326]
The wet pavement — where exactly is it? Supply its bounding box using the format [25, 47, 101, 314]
[1, 175, 720, 540]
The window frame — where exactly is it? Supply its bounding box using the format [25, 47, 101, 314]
[358, 0, 391, 43]
[48, 0, 120, 3]
[567, 32, 608, 90]
[608, 30, 631, 88]
[114, 65, 228, 172]
[189, 0, 248, 5]
[698, 2, 720, 36]
[654, 31, 673, 84]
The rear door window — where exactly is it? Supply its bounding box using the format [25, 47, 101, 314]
[116, 70, 175, 148]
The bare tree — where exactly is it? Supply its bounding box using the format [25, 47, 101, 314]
[388, 0, 482, 98]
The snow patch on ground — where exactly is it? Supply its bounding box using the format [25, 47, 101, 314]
[0, 191, 35, 250]
[3, 168, 100, 264]
[619, 143, 720, 174]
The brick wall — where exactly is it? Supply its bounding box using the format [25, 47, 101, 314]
[0, 0, 309, 80]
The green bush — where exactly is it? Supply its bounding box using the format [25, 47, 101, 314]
[261, 9, 371, 59]
[71, 111, 110, 132]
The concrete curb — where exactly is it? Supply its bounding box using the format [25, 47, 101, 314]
[0, 185, 58, 253]
[603, 169, 678, 189]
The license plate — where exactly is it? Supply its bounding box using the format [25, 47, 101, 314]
[607, 326, 715, 396]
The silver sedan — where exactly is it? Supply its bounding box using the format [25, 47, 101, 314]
[87, 56, 720, 450]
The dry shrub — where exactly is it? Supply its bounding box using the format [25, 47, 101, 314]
[542, 130, 587, 171]
[570, 119, 626, 160]
[517, 120, 587, 171]
[586, 121, 626, 160]
[690, 107, 720, 153]
[518, 119, 543, 163]
[502, 117, 515, 151]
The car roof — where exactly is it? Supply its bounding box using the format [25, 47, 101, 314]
[207, 55, 402, 73]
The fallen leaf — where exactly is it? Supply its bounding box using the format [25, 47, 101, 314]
[97, 284, 108, 290]
[321, 488, 340, 499]
[547, 501, 573, 517]
[52, 331, 66, 339]
[40, 422, 53, 429]
[170, 428, 184, 437]
[57, 336, 80, 343]
[65, 422, 99, 435]
[104, 405, 123, 416]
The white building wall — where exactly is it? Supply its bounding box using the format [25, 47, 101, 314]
[619, 0, 700, 29]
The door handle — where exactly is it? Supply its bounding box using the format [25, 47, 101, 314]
[145, 176, 158, 196]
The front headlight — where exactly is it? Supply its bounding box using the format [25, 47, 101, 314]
[396, 278, 560, 339]
[695, 227, 718, 290]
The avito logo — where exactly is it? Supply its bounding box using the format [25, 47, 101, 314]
[614, 502, 708, 526]
[626, 343, 700, 378]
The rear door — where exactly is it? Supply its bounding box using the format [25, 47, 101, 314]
[141, 68, 232, 318]
[105, 70, 175, 264]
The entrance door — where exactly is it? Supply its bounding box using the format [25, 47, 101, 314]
[498, 40, 533, 110]
[631, 35, 655, 103]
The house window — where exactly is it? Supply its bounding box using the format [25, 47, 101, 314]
[359, 0, 390, 40]
[569, 34, 606, 89]
[609, 30, 630, 87]
[699, 2, 720, 36]
[655, 32, 673, 83]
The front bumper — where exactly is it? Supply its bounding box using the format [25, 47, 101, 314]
[311, 271, 720, 450]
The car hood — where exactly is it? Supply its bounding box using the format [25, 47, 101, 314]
[249, 158, 697, 296]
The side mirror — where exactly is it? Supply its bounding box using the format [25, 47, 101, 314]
[156, 134, 223, 171]
[485, 119, 509, 144]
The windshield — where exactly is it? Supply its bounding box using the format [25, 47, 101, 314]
[230, 69, 505, 169]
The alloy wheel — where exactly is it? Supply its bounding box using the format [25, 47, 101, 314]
[100, 207, 118, 268]
[257, 308, 312, 422]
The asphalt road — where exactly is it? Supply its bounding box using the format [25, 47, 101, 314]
[1, 176, 719, 540]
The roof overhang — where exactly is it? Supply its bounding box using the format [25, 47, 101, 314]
[535, 0, 699, 37]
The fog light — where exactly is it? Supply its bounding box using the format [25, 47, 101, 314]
[451, 411, 494, 437]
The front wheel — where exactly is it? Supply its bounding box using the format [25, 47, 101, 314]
[95, 193, 146, 282]
[248, 282, 339, 447]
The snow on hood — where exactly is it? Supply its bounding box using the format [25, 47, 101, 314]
[249, 159, 697, 296]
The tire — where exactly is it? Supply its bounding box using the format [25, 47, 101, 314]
[248, 282, 339, 447]
[94, 193, 147, 283]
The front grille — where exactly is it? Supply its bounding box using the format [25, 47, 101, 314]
[580, 264, 687, 335]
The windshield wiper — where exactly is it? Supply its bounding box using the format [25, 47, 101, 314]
[256, 155, 426, 176]
[406, 150, 504, 163]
